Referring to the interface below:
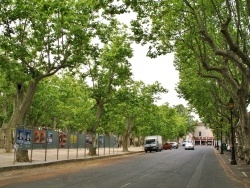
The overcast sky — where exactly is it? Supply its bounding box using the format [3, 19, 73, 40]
[130, 43, 188, 107]
[116, 12, 188, 107]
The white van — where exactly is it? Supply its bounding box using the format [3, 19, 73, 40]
[144, 135, 163, 153]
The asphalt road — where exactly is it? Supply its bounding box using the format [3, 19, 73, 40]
[0, 146, 245, 188]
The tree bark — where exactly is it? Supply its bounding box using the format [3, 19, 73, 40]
[0, 79, 40, 160]
[88, 99, 104, 156]
[88, 134, 97, 156]
[122, 133, 129, 152]
[16, 150, 30, 162]
[237, 93, 250, 164]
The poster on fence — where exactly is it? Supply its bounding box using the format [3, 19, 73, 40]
[16, 128, 24, 144]
[15, 128, 32, 149]
[70, 134, 77, 144]
[24, 129, 31, 144]
[47, 131, 53, 143]
[59, 132, 67, 148]
[69, 134, 77, 148]
[86, 134, 92, 148]
[34, 130, 46, 144]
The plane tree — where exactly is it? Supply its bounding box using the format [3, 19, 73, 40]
[173, 104, 196, 139]
[127, 0, 250, 163]
[0, 70, 15, 128]
[175, 51, 236, 151]
[25, 75, 94, 132]
[104, 81, 167, 151]
[79, 22, 134, 155]
[0, 0, 130, 161]
[157, 104, 192, 142]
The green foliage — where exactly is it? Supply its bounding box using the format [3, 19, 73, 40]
[0, 1, 201, 142]
[128, 1, 250, 131]
[103, 80, 167, 137]
[26, 75, 95, 131]
[156, 103, 196, 141]
[0, 69, 16, 124]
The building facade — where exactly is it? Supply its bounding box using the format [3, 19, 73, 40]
[193, 122, 214, 145]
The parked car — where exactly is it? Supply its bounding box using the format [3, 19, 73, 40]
[182, 140, 187, 146]
[185, 142, 194, 150]
[170, 142, 178, 149]
[163, 143, 172, 150]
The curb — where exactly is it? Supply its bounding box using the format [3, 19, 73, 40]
[0, 151, 143, 172]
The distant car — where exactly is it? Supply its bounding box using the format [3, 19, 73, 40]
[170, 142, 178, 149]
[163, 143, 172, 150]
[207, 141, 212, 145]
[182, 141, 187, 146]
[185, 142, 194, 150]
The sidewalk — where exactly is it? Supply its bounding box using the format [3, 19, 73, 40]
[214, 148, 250, 187]
[0, 146, 144, 172]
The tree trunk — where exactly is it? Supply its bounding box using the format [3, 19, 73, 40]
[4, 127, 12, 152]
[122, 117, 135, 152]
[237, 94, 250, 164]
[236, 123, 244, 160]
[122, 133, 129, 152]
[88, 134, 97, 156]
[0, 79, 40, 160]
[16, 150, 29, 162]
[52, 116, 57, 130]
[88, 99, 104, 156]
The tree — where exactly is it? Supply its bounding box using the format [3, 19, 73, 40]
[0, 70, 16, 144]
[157, 104, 193, 142]
[0, 0, 129, 161]
[26, 74, 94, 132]
[127, 0, 250, 163]
[79, 21, 134, 155]
[107, 81, 167, 151]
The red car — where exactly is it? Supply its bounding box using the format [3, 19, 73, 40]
[163, 143, 172, 150]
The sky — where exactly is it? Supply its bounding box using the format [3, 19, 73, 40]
[116, 12, 188, 107]
[130, 43, 188, 107]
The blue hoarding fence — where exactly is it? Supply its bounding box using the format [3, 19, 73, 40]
[14, 128, 119, 162]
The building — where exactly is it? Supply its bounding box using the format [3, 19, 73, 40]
[193, 122, 214, 145]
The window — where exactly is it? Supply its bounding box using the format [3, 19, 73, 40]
[199, 132, 201, 136]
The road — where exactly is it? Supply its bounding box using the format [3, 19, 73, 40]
[0, 146, 245, 188]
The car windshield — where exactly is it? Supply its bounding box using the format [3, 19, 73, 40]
[146, 139, 155, 144]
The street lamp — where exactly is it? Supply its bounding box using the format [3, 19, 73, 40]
[227, 98, 237, 165]
[220, 119, 224, 154]
[216, 126, 219, 150]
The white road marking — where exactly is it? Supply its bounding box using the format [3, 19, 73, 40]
[140, 172, 152, 179]
[242, 172, 248, 177]
[120, 183, 131, 188]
